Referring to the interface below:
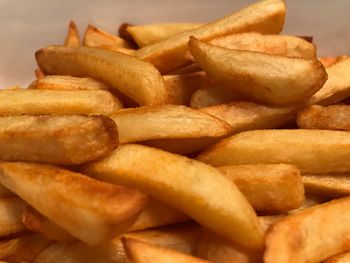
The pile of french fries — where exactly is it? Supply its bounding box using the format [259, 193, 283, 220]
[1, 0, 350, 262]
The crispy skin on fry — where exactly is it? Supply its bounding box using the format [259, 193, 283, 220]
[110, 105, 231, 144]
[36, 46, 167, 106]
[189, 37, 327, 105]
[0, 89, 122, 115]
[302, 174, 350, 197]
[135, 0, 286, 73]
[0, 115, 118, 165]
[122, 237, 210, 263]
[82, 144, 264, 250]
[324, 251, 350, 263]
[64, 21, 80, 47]
[218, 164, 304, 212]
[190, 87, 242, 108]
[198, 129, 350, 174]
[297, 105, 350, 130]
[0, 197, 26, 237]
[0, 162, 147, 245]
[264, 197, 350, 263]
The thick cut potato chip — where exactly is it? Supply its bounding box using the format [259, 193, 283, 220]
[0, 115, 118, 165]
[200, 102, 297, 133]
[82, 144, 264, 250]
[264, 197, 350, 263]
[324, 251, 350, 263]
[190, 87, 242, 108]
[64, 21, 80, 47]
[218, 164, 304, 212]
[198, 129, 350, 174]
[110, 105, 231, 144]
[0, 162, 147, 245]
[122, 237, 210, 263]
[189, 38, 327, 105]
[0, 197, 26, 237]
[297, 105, 350, 130]
[135, 0, 286, 73]
[36, 46, 167, 106]
[0, 89, 122, 115]
[302, 174, 350, 197]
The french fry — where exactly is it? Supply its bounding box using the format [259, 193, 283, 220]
[198, 129, 350, 174]
[0, 197, 26, 237]
[110, 105, 230, 144]
[35, 46, 167, 106]
[0, 89, 122, 115]
[302, 174, 350, 197]
[126, 23, 203, 47]
[118, 23, 136, 44]
[34, 68, 45, 79]
[288, 194, 328, 215]
[297, 105, 350, 130]
[0, 234, 52, 262]
[189, 37, 327, 105]
[64, 21, 80, 47]
[324, 251, 350, 263]
[190, 87, 242, 108]
[122, 237, 210, 263]
[308, 57, 350, 105]
[82, 144, 264, 250]
[0, 115, 118, 165]
[218, 164, 304, 212]
[0, 185, 13, 198]
[135, 0, 286, 73]
[0, 162, 147, 245]
[200, 102, 297, 133]
[169, 63, 201, 75]
[264, 197, 350, 263]
[318, 55, 348, 68]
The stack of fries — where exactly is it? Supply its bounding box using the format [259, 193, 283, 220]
[1, 0, 350, 262]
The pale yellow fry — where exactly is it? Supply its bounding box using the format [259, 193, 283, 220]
[189, 37, 327, 105]
[0, 197, 26, 236]
[264, 197, 350, 263]
[324, 251, 350, 263]
[0, 162, 147, 245]
[0, 115, 118, 165]
[122, 237, 210, 263]
[36, 46, 167, 106]
[82, 144, 264, 250]
[64, 20, 80, 47]
[0, 89, 122, 115]
[302, 174, 350, 197]
[110, 105, 231, 144]
[190, 87, 242, 108]
[198, 129, 350, 174]
[135, 0, 286, 73]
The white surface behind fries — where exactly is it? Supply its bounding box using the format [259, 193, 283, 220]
[0, 0, 349, 88]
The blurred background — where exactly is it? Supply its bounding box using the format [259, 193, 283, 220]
[0, 0, 349, 87]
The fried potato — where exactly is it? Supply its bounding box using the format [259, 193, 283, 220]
[83, 24, 135, 54]
[0, 185, 13, 198]
[163, 72, 210, 105]
[218, 164, 304, 212]
[135, 0, 286, 73]
[35, 68, 45, 79]
[288, 194, 328, 215]
[0, 197, 26, 236]
[198, 129, 350, 174]
[110, 105, 231, 144]
[82, 144, 264, 250]
[118, 23, 136, 44]
[318, 55, 348, 68]
[64, 21, 80, 47]
[170, 63, 201, 75]
[189, 37, 327, 105]
[36, 46, 167, 106]
[297, 105, 350, 130]
[127, 23, 203, 47]
[308, 58, 350, 105]
[210, 32, 316, 58]
[0, 115, 118, 165]
[302, 174, 350, 197]
[190, 87, 242, 108]
[122, 237, 210, 263]
[324, 251, 350, 263]
[200, 102, 297, 133]
[264, 197, 350, 263]
[0, 234, 52, 262]
[0, 162, 147, 245]
[0, 89, 122, 115]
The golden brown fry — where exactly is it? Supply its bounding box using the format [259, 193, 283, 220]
[297, 105, 350, 130]
[200, 102, 297, 133]
[135, 0, 286, 73]
[324, 251, 350, 263]
[127, 23, 203, 47]
[0, 234, 52, 262]
[64, 20, 80, 47]
[190, 87, 241, 108]
[0, 115, 118, 165]
[288, 194, 328, 215]
[118, 23, 136, 44]
[318, 55, 348, 68]
[218, 164, 304, 212]
[36, 46, 167, 106]
[122, 237, 210, 263]
[35, 68, 45, 79]
[83, 144, 264, 250]
[0, 185, 13, 198]
[189, 37, 327, 105]
[264, 197, 350, 263]
[0, 89, 122, 115]
[0, 162, 147, 245]
[0, 197, 26, 237]
[169, 63, 201, 75]
[110, 105, 231, 144]
[198, 129, 350, 174]
[302, 174, 350, 197]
